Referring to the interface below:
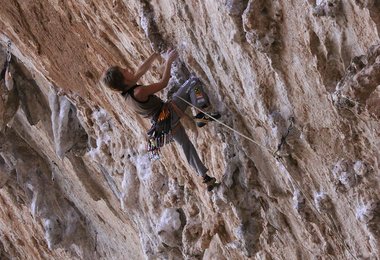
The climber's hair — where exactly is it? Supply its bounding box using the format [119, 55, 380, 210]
[102, 66, 127, 92]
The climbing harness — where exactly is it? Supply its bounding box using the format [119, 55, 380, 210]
[146, 103, 174, 160]
[146, 100, 189, 160]
[1, 40, 12, 80]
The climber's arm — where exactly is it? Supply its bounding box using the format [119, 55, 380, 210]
[134, 50, 178, 100]
[133, 52, 160, 82]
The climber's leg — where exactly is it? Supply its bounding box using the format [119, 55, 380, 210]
[172, 123, 208, 177]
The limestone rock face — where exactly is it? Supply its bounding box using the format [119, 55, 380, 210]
[0, 0, 379, 259]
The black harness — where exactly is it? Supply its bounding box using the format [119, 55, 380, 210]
[146, 102, 173, 160]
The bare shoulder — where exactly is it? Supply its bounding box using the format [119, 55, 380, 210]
[133, 86, 149, 102]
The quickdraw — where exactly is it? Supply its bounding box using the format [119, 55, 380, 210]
[275, 116, 294, 155]
[6, 40, 12, 64]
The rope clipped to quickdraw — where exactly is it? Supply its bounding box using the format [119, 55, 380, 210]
[1, 40, 12, 80]
[274, 116, 294, 157]
[147, 104, 174, 160]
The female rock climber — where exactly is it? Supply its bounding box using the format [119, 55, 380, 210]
[102, 49, 220, 191]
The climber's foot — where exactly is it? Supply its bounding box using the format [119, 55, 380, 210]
[194, 112, 221, 127]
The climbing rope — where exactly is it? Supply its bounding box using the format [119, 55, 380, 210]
[176, 96, 276, 154]
[176, 95, 358, 259]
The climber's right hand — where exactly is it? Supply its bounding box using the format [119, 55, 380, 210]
[164, 49, 178, 64]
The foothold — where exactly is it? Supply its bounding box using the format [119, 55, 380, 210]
[28, 185, 39, 218]
[349, 55, 367, 74]
[0, 157, 12, 188]
[120, 168, 140, 210]
[49, 92, 88, 159]
[268, 111, 287, 141]
[354, 0, 375, 9]
[331, 159, 366, 190]
[312, 0, 341, 17]
[353, 160, 366, 176]
[88, 108, 113, 163]
[156, 208, 182, 247]
[139, 2, 166, 52]
[0, 68, 19, 131]
[43, 217, 63, 250]
[226, 0, 248, 16]
[338, 171, 357, 188]
[182, 222, 203, 255]
[242, 0, 282, 53]
[293, 189, 305, 212]
[163, 179, 183, 208]
[356, 201, 376, 223]
[314, 192, 333, 212]
[334, 45, 380, 108]
[157, 208, 181, 233]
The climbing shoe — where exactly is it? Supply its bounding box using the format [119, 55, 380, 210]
[194, 112, 221, 127]
[203, 175, 217, 192]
